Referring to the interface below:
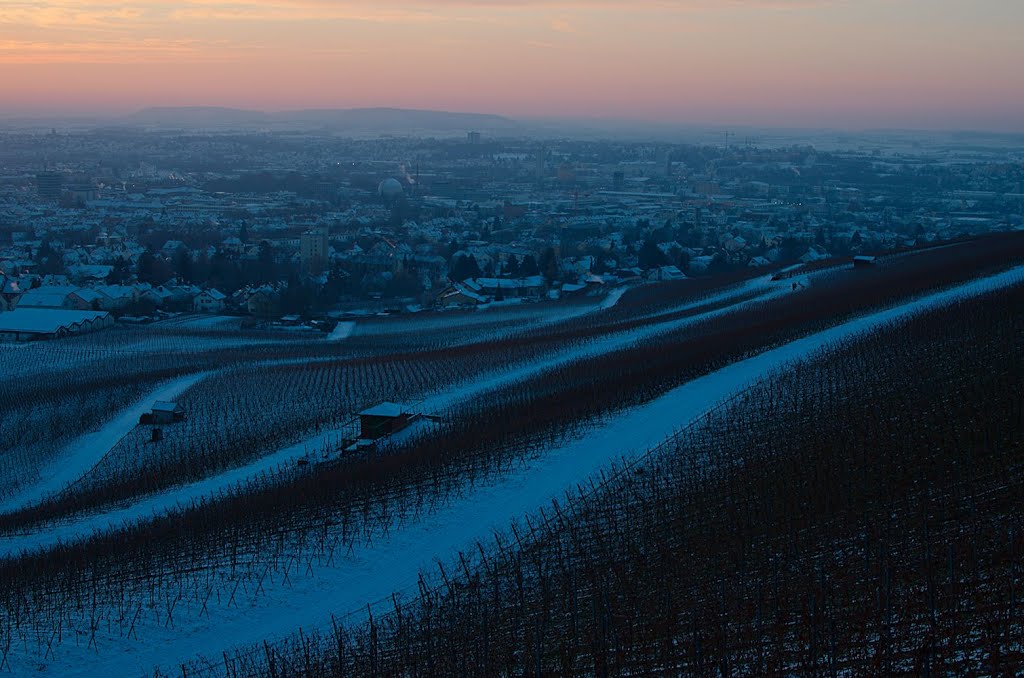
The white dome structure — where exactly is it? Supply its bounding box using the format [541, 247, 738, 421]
[378, 178, 404, 201]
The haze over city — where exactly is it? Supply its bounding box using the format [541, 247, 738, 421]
[2, 0, 1023, 131]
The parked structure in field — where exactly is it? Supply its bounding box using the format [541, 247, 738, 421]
[143, 401, 186, 425]
[331, 401, 438, 458]
[358, 402, 411, 439]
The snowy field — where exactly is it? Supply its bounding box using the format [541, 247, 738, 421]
[6, 265, 1020, 677]
[0, 275, 789, 550]
[0, 261, 954, 536]
[346, 286, 625, 341]
[0, 373, 209, 515]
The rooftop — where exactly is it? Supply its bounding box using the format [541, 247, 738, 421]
[151, 401, 182, 413]
[359, 402, 405, 418]
[0, 308, 109, 334]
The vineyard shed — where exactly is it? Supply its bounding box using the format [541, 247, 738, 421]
[149, 401, 185, 425]
[358, 402, 410, 439]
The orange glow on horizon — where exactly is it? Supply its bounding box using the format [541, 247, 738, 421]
[1, 0, 1022, 131]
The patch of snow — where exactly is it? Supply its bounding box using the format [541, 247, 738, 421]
[326, 321, 356, 341]
[165, 315, 238, 330]
[0, 282, 784, 555]
[0, 372, 209, 515]
[0, 425, 351, 558]
[599, 285, 628, 310]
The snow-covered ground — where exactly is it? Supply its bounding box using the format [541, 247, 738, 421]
[350, 285, 629, 340]
[0, 279, 784, 556]
[158, 315, 239, 330]
[531, 284, 629, 323]
[419, 281, 785, 413]
[0, 265, 950, 551]
[19, 265, 1023, 678]
[600, 285, 628, 310]
[0, 424, 350, 556]
[326, 320, 356, 341]
[0, 372, 209, 515]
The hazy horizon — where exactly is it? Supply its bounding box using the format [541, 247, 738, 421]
[2, 1, 1023, 133]
[3, 105, 1024, 140]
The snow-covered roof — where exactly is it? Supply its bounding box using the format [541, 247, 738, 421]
[67, 264, 113, 279]
[359, 402, 405, 418]
[2, 278, 24, 295]
[70, 288, 106, 303]
[474, 276, 545, 289]
[95, 285, 135, 299]
[151, 400, 183, 413]
[0, 308, 109, 334]
[448, 283, 487, 304]
[17, 287, 77, 308]
[475, 278, 520, 290]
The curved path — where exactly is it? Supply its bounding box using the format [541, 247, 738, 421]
[0, 372, 209, 515]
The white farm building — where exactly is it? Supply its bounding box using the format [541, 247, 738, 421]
[0, 309, 113, 342]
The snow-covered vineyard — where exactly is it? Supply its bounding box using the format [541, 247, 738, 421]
[0, 234, 1022, 676]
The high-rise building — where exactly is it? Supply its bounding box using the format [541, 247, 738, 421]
[36, 172, 63, 201]
[300, 226, 329, 276]
[467, 131, 481, 145]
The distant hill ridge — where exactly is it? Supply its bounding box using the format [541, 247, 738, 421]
[124, 106, 518, 131]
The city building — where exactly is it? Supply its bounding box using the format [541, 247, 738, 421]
[36, 172, 63, 200]
[300, 226, 329, 275]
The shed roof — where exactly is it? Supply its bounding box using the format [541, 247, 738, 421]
[152, 400, 183, 413]
[359, 402, 404, 418]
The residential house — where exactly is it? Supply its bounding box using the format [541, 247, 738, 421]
[246, 285, 282, 317]
[647, 265, 687, 281]
[66, 288, 107, 310]
[194, 289, 227, 314]
[438, 280, 488, 307]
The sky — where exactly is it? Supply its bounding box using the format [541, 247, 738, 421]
[1, 0, 1022, 131]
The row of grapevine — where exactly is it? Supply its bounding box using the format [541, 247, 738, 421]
[0, 233, 1020, 672]
[202, 282, 1024, 677]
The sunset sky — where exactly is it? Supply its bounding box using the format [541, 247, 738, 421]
[1, 0, 1022, 130]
